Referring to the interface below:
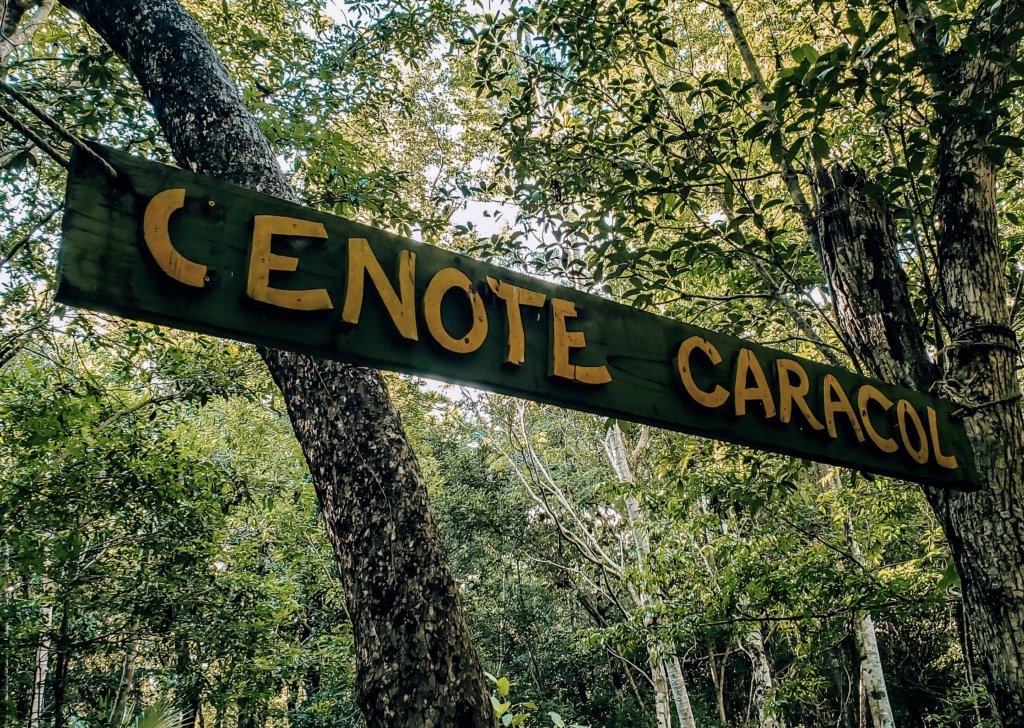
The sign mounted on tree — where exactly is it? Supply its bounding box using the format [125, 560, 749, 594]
[56, 147, 977, 488]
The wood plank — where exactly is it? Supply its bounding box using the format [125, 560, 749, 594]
[55, 146, 979, 488]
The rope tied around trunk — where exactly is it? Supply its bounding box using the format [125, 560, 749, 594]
[938, 323, 1020, 359]
[931, 376, 1023, 419]
[0, 78, 117, 179]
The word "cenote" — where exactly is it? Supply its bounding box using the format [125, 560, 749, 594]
[56, 147, 976, 487]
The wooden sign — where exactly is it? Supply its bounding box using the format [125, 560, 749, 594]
[56, 147, 978, 488]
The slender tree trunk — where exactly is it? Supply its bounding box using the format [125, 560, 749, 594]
[708, 641, 729, 724]
[651, 658, 671, 728]
[830, 647, 857, 728]
[606, 425, 697, 728]
[50, 599, 70, 728]
[744, 627, 784, 728]
[175, 640, 200, 728]
[57, 2, 494, 725]
[665, 655, 697, 728]
[110, 619, 139, 727]
[28, 579, 53, 728]
[852, 613, 895, 728]
[841, 514, 895, 728]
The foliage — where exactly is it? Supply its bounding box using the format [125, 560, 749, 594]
[1, 0, 1016, 724]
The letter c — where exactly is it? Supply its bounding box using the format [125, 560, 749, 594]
[677, 336, 729, 408]
[143, 188, 208, 288]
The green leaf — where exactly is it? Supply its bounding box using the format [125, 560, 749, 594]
[497, 677, 511, 696]
[845, 9, 866, 35]
[549, 712, 566, 727]
[937, 561, 961, 590]
[811, 134, 830, 159]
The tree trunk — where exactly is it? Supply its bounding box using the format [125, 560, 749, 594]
[27, 579, 53, 728]
[816, 155, 1024, 724]
[175, 640, 200, 728]
[723, 0, 1024, 719]
[50, 599, 70, 728]
[110, 620, 139, 727]
[651, 658, 671, 728]
[840, 514, 895, 728]
[0, 0, 54, 73]
[852, 613, 895, 728]
[830, 646, 857, 728]
[708, 641, 729, 725]
[664, 655, 697, 728]
[57, 2, 494, 725]
[744, 627, 784, 728]
[606, 425, 697, 728]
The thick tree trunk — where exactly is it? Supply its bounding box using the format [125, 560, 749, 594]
[817, 151, 1024, 724]
[928, 33, 1024, 720]
[726, 1, 1024, 720]
[58, 1, 494, 725]
[815, 166, 936, 387]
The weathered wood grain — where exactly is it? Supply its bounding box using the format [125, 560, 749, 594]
[56, 146, 977, 488]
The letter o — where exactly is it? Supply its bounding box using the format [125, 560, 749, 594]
[897, 400, 929, 465]
[423, 268, 488, 354]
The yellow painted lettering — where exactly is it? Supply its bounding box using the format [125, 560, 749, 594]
[676, 336, 729, 408]
[776, 359, 823, 430]
[823, 374, 865, 442]
[143, 188, 207, 288]
[897, 400, 929, 464]
[550, 298, 612, 384]
[424, 268, 488, 354]
[486, 276, 546, 365]
[246, 215, 332, 311]
[927, 406, 957, 469]
[857, 385, 898, 454]
[341, 238, 417, 341]
[734, 349, 776, 418]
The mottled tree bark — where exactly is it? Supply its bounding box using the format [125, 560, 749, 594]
[1, 0, 54, 82]
[815, 165, 937, 387]
[851, 613, 894, 728]
[56, 1, 494, 725]
[815, 24, 1024, 715]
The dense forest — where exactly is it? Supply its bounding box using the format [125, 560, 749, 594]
[2, 0, 1023, 726]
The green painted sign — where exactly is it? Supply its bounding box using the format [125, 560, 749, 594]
[56, 147, 977, 488]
